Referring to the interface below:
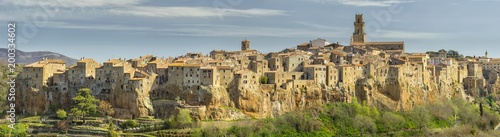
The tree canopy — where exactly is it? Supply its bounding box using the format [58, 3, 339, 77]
[71, 88, 99, 123]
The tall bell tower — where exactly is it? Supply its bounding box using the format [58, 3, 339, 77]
[351, 14, 366, 44]
[241, 39, 250, 51]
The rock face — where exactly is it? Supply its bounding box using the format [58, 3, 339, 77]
[150, 73, 469, 121]
[355, 77, 466, 111]
[151, 83, 340, 120]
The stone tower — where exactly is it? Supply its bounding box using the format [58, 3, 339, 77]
[351, 14, 366, 44]
[241, 39, 250, 51]
[485, 51, 488, 58]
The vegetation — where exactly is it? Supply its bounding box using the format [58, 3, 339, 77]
[71, 88, 99, 123]
[98, 100, 115, 117]
[165, 109, 193, 129]
[0, 62, 22, 114]
[195, 97, 500, 136]
[108, 122, 118, 137]
[122, 120, 139, 129]
[56, 109, 67, 119]
[0, 123, 28, 137]
[426, 49, 465, 60]
[259, 76, 269, 84]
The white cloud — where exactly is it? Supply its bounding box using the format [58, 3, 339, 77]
[2, 0, 143, 7]
[153, 24, 346, 38]
[308, 0, 414, 7]
[372, 30, 443, 39]
[43, 21, 151, 31]
[1, 0, 287, 19]
[39, 21, 345, 38]
[109, 6, 287, 18]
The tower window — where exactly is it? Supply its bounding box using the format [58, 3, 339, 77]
[357, 18, 360, 23]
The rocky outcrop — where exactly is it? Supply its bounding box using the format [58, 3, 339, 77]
[355, 76, 466, 111]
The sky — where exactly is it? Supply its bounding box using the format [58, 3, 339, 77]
[0, 0, 499, 63]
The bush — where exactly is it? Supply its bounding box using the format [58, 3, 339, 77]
[122, 120, 139, 129]
[56, 109, 67, 119]
[165, 109, 193, 129]
[260, 76, 269, 84]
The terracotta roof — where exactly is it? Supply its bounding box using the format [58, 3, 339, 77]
[104, 59, 123, 64]
[183, 64, 201, 68]
[77, 58, 96, 63]
[297, 42, 309, 47]
[158, 64, 169, 68]
[216, 66, 231, 69]
[168, 63, 184, 67]
[366, 42, 404, 45]
[25, 59, 66, 67]
[331, 50, 346, 56]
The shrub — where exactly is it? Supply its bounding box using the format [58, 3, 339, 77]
[260, 76, 269, 84]
[122, 120, 139, 129]
[56, 109, 67, 119]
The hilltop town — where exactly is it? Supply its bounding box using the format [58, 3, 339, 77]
[14, 14, 499, 121]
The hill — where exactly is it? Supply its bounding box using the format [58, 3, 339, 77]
[0, 48, 77, 66]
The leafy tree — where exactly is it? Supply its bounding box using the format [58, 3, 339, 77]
[447, 50, 463, 60]
[353, 115, 376, 136]
[98, 100, 115, 117]
[167, 109, 193, 128]
[56, 109, 67, 119]
[71, 88, 99, 123]
[380, 112, 405, 134]
[459, 104, 480, 126]
[411, 106, 431, 132]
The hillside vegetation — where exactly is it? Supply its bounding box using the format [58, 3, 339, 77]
[197, 97, 500, 137]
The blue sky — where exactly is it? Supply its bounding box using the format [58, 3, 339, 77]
[1, 0, 499, 62]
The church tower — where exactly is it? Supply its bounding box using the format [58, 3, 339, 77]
[485, 51, 488, 58]
[241, 39, 250, 51]
[351, 14, 366, 44]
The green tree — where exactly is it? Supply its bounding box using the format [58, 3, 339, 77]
[167, 109, 193, 128]
[71, 88, 99, 123]
[353, 115, 376, 136]
[447, 50, 463, 60]
[380, 112, 405, 134]
[56, 109, 67, 119]
[411, 106, 431, 132]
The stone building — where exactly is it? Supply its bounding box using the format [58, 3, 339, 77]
[16, 58, 67, 115]
[67, 58, 100, 90]
[283, 54, 309, 72]
[303, 65, 327, 86]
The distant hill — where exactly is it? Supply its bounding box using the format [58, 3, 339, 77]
[0, 48, 77, 66]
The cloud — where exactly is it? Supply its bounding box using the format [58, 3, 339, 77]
[109, 6, 287, 18]
[43, 21, 150, 31]
[39, 21, 345, 38]
[2, 0, 143, 7]
[371, 30, 444, 39]
[307, 0, 414, 7]
[1, 1, 287, 19]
